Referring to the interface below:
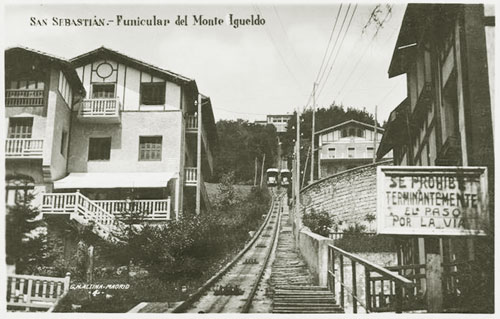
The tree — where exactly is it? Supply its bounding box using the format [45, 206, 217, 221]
[5, 193, 46, 272]
[213, 171, 238, 211]
[214, 120, 279, 183]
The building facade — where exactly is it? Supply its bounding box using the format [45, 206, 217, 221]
[255, 114, 292, 133]
[378, 4, 494, 312]
[317, 119, 390, 178]
[5, 46, 217, 241]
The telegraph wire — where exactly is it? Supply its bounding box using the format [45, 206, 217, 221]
[313, 4, 343, 84]
[273, 5, 306, 73]
[336, 21, 398, 102]
[253, 5, 302, 89]
[316, 4, 358, 100]
[316, 4, 353, 87]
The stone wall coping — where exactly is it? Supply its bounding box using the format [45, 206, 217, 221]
[300, 159, 393, 193]
[300, 229, 331, 242]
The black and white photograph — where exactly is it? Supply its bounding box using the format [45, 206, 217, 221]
[1, 0, 496, 316]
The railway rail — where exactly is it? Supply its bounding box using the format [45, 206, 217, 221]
[172, 188, 285, 313]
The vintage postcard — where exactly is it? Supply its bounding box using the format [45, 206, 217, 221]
[1, 0, 496, 317]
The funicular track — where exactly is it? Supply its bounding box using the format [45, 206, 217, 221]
[172, 188, 284, 313]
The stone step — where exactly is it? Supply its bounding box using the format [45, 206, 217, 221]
[273, 308, 344, 313]
[274, 291, 334, 295]
[274, 299, 337, 304]
[275, 285, 329, 291]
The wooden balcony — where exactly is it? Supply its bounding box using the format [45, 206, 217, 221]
[184, 167, 197, 186]
[5, 89, 44, 107]
[185, 114, 214, 174]
[94, 198, 171, 221]
[78, 98, 121, 123]
[185, 114, 198, 132]
[5, 138, 43, 158]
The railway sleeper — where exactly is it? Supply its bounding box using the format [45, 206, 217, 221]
[243, 258, 259, 264]
[213, 284, 244, 296]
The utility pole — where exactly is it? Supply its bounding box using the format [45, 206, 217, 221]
[196, 94, 202, 215]
[260, 153, 266, 188]
[373, 105, 377, 164]
[310, 82, 317, 184]
[302, 146, 311, 188]
[295, 108, 301, 206]
[254, 157, 258, 187]
[277, 135, 282, 184]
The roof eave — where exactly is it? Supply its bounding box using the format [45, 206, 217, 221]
[70, 47, 193, 86]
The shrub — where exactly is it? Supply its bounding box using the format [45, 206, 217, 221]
[302, 209, 334, 237]
[343, 222, 367, 234]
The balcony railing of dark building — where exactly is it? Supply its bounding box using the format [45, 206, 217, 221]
[5, 89, 44, 107]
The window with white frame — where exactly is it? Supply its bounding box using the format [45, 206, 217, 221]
[92, 83, 115, 99]
[139, 136, 162, 161]
[8, 118, 33, 138]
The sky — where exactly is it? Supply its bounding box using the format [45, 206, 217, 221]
[3, 1, 408, 124]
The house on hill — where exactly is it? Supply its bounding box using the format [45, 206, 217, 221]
[316, 119, 391, 178]
[5, 46, 217, 242]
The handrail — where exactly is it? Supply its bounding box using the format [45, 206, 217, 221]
[328, 244, 414, 314]
[329, 245, 413, 285]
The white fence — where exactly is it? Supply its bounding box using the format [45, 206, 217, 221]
[5, 138, 44, 158]
[94, 198, 171, 221]
[7, 273, 71, 311]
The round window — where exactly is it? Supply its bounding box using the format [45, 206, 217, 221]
[96, 62, 113, 79]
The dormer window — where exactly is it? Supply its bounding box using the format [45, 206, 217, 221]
[357, 129, 364, 137]
[341, 129, 347, 138]
[141, 82, 165, 105]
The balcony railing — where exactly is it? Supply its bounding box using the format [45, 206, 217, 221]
[5, 138, 44, 158]
[185, 114, 198, 131]
[93, 198, 171, 221]
[7, 273, 71, 311]
[78, 98, 121, 123]
[185, 167, 197, 186]
[41, 193, 123, 241]
[5, 89, 44, 107]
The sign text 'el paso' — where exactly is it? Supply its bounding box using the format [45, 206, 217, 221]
[377, 166, 488, 236]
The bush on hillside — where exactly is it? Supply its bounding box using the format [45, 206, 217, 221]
[302, 209, 334, 237]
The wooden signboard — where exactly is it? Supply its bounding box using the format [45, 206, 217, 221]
[377, 166, 488, 236]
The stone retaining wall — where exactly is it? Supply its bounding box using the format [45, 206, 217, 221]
[300, 160, 392, 231]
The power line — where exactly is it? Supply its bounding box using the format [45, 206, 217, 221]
[316, 4, 358, 100]
[316, 4, 353, 86]
[253, 5, 302, 89]
[302, 5, 344, 110]
[313, 4, 343, 84]
[213, 106, 269, 116]
[273, 6, 306, 72]
[336, 22, 398, 102]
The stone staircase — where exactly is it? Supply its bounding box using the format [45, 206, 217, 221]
[270, 206, 343, 314]
[273, 286, 343, 314]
